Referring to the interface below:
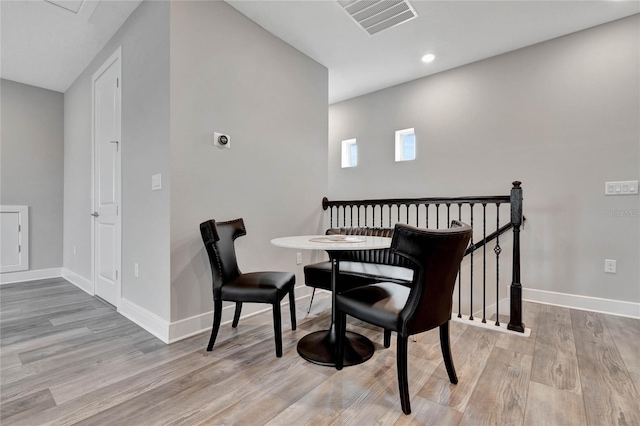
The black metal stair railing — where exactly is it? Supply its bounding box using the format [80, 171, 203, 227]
[321, 181, 525, 333]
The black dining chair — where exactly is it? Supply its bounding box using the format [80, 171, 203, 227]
[200, 218, 296, 357]
[335, 221, 472, 414]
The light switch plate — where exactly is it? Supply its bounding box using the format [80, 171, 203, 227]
[605, 180, 638, 195]
[152, 174, 162, 191]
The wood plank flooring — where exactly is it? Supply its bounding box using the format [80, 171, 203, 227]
[1, 278, 639, 425]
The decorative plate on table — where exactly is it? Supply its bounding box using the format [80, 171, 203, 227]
[309, 236, 366, 243]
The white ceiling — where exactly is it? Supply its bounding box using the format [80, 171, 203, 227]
[227, 0, 640, 103]
[1, 1, 637, 101]
[1, 0, 141, 93]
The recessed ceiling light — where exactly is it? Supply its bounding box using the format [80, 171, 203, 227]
[421, 54, 435, 63]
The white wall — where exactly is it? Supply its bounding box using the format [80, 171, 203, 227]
[169, 1, 328, 323]
[64, 1, 171, 319]
[1, 79, 64, 271]
[329, 16, 639, 306]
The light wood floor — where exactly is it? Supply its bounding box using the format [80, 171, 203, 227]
[1, 278, 639, 425]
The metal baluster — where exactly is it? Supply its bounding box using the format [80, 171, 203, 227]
[457, 203, 462, 318]
[405, 204, 409, 226]
[426, 204, 429, 228]
[495, 203, 501, 326]
[436, 204, 440, 229]
[469, 203, 474, 321]
[482, 203, 487, 324]
[416, 204, 420, 227]
[446, 203, 451, 227]
[357, 205, 361, 227]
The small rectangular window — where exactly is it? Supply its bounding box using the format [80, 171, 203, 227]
[341, 138, 357, 168]
[395, 128, 415, 162]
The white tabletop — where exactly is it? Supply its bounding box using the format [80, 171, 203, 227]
[271, 235, 391, 251]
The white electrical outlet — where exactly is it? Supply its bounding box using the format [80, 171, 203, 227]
[604, 259, 616, 274]
[134, 263, 139, 277]
[296, 252, 302, 265]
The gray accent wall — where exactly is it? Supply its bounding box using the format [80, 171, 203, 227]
[169, 1, 328, 322]
[63, 1, 171, 319]
[1, 79, 64, 270]
[329, 16, 639, 304]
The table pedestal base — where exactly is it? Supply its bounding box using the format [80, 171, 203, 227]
[297, 329, 374, 367]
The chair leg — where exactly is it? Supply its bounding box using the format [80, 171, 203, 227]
[335, 311, 347, 370]
[383, 329, 391, 348]
[307, 288, 316, 313]
[289, 288, 297, 330]
[231, 302, 243, 328]
[439, 321, 458, 384]
[273, 302, 283, 357]
[397, 334, 411, 414]
[207, 299, 223, 351]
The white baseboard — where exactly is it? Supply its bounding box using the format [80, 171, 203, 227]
[523, 288, 640, 319]
[167, 289, 313, 343]
[168, 302, 262, 344]
[61, 268, 93, 295]
[119, 298, 171, 343]
[141, 285, 640, 343]
[0, 267, 62, 285]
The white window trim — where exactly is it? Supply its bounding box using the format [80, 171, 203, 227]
[341, 138, 358, 168]
[395, 128, 416, 162]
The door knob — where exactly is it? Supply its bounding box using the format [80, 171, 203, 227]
[91, 212, 100, 217]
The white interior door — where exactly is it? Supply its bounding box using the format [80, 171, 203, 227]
[92, 49, 121, 307]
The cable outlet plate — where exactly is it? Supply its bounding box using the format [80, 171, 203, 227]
[605, 259, 616, 274]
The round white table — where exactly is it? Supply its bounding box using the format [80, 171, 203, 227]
[271, 235, 392, 367]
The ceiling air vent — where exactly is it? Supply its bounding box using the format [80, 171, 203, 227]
[337, 0, 418, 36]
[45, 0, 85, 14]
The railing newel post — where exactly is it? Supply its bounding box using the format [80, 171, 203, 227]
[495, 203, 501, 327]
[482, 203, 487, 324]
[508, 181, 525, 333]
[469, 203, 474, 321]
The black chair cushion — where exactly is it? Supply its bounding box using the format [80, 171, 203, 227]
[336, 282, 410, 332]
[304, 261, 413, 292]
[220, 271, 295, 303]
